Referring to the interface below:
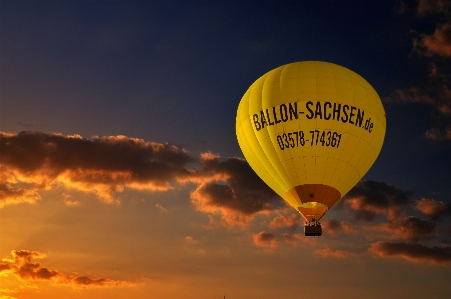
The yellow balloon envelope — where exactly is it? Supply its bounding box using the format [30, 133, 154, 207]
[236, 61, 386, 233]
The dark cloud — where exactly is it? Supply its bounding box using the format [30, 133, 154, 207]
[416, 0, 451, 16]
[190, 153, 280, 226]
[339, 180, 412, 221]
[369, 241, 451, 265]
[0, 131, 195, 204]
[379, 216, 437, 241]
[0, 250, 136, 287]
[252, 231, 279, 248]
[322, 219, 357, 236]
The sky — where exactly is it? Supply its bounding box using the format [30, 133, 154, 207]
[1, 0, 451, 298]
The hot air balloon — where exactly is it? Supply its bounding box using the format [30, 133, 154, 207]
[236, 61, 386, 236]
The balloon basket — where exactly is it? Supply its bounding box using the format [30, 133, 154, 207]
[304, 222, 322, 237]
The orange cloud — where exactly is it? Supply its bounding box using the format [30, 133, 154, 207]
[386, 87, 434, 104]
[253, 231, 279, 248]
[0, 250, 136, 288]
[314, 247, 357, 259]
[419, 22, 451, 56]
[0, 182, 41, 207]
[369, 242, 451, 266]
[414, 198, 451, 219]
[268, 213, 300, 230]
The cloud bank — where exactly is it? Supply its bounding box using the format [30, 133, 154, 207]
[0, 131, 280, 227]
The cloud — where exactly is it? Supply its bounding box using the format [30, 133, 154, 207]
[313, 247, 357, 259]
[416, 0, 451, 16]
[282, 233, 317, 247]
[387, 84, 451, 141]
[190, 153, 279, 227]
[339, 180, 412, 221]
[414, 198, 451, 219]
[0, 182, 41, 207]
[268, 213, 300, 230]
[378, 216, 437, 241]
[0, 131, 196, 205]
[391, 1, 451, 140]
[418, 22, 451, 56]
[322, 219, 357, 236]
[253, 231, 279, 248]
[155, 203, 168, 213]
[385, 87, 434, 104]
[62, 193, 80, 207]
[0, 250, 136, 288]
[183, 236, 198, 243]
[425, 125, 451, 140]
[369, 241, 451, 266]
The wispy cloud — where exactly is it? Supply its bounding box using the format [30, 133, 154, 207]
[0, 250, 136, 288]
[369, 241, 451, 266]
[314, 247, 358, 259]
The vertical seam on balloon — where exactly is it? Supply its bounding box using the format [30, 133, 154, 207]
[313, 61, 321, 200]
[317, 62, 336, 203]
[238, 85, 287, 198]
[295, 62, 307, 195]
[278, 63, 298, 188]
[328, 68, 352, 194]
[243, 82, 287, 196]
[254, 72, 291, 192]
[262, 66, 297, 190]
